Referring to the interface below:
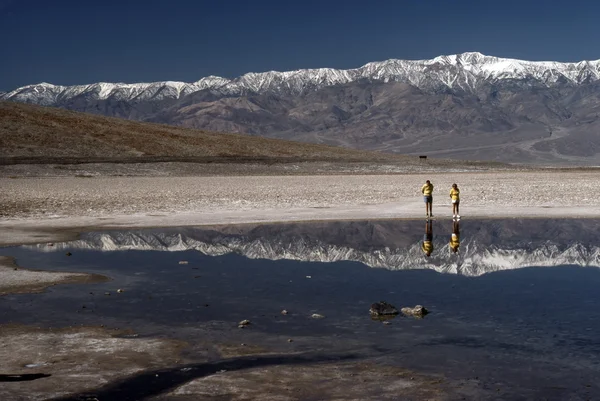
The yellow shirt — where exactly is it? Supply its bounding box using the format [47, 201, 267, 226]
[422, 183, 434, 196]
[450, 188, 460, 201]
[422, 241, 433, 254]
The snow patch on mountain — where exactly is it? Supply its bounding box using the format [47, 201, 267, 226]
[3, 52, 600, 106]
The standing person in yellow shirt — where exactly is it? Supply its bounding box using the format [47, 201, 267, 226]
[449, 183, 460, 220]
[421, 180, 434, 218]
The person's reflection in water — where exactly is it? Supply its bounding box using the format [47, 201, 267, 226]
[422, 220, 434, 257]
[450, 220, 460, 253]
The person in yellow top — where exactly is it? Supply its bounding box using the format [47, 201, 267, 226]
[422, 220, 434, 257]
[421, 180, 434, 218]
[449, 220, 460, 253]
[449, 183, 460, 219]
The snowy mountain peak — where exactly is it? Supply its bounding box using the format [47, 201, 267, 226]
[194, 75, 231, 89]
[3, 52, 600, 106]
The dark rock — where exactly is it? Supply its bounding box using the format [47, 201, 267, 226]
[369, 301, 399, 317]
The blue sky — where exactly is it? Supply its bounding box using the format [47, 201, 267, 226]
[1, 0, 599, 91]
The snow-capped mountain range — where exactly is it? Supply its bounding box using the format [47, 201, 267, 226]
[3, 52, 600, 105]
[26, 220, 600, 277]
[5, 52, 600, 165]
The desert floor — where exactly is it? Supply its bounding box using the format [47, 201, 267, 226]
[1, 169, 599, 247]
[1, 168, 599, 400]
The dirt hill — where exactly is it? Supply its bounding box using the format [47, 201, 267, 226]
[0, 101, 406, 164]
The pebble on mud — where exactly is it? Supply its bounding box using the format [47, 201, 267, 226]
[178, 261, 189, 265]
[281, 309, 289, 315]
[238, 319, 251, 328]
[311, 313, 325, 319]
[117, 289, 124, 293]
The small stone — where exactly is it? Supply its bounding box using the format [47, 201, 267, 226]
[306, 275, 312, 279]
[287, 338, 293, 342]
[382, 321, 391, 325]
[238, 319, 251, 326]
[281, 309, 288, 315]
[401, 305, 429, 318]
[65, 252, 72, 256]
[370, 301, 399, 317]
[311, 313, 325, 319]
[178, 261, 189, 265]
[104, 292, 111, 296]
[117, 289, 124, 293]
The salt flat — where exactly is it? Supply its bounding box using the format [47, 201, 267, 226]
[2, 170, 599, 247]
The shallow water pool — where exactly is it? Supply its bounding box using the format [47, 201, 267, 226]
[2, 218, 600, 400]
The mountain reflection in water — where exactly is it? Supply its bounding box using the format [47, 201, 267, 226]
[28, 219, 600, 276]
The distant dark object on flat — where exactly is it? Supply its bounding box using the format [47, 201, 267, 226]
[419, 155, 427, 160]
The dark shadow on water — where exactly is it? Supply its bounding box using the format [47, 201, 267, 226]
[0, 373, 51, 382]
[420, 335, 537, 353]
[49, 352, 358, 401]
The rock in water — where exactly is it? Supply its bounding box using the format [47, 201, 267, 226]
[238, 319, 251, 328]
[401, 305, 429, 318]
[369, 301, 399, 316]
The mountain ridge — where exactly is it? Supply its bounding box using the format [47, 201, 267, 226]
[4, 52, 600, 103]
[4, 52, 600, 165]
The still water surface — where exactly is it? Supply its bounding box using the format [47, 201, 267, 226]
[2, 218, 600, 399]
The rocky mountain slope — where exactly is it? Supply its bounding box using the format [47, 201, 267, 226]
[4, 52, 600, 164]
